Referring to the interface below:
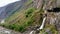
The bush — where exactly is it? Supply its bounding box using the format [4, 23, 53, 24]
[8, 24, 26, 32]
[18, 25, 26, 32]
[1, 17, 34, 32]
[25, 19, 33, 26]
[9, 24, 16, 30]
[25, 7, 35, 17]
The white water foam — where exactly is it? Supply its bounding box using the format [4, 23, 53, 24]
[30, 17, 46, 34]
[38, 17, 46, 30]
[29, 30, 34, 34]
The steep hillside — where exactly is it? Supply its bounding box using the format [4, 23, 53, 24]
[0, 0, 28, 22]
[0, 0, 44, 33]
[0, 0, 60, 34]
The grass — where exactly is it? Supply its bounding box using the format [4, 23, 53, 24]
[1, 6, 44, 32]
[1, 0, 58, 34]
[0, 0, 44, 32]
[25, 7, 35, 17]
[25, 0, 33, 6]
[1, 17, 34, 32]
[0, 7, 36, 32]
[39, 23, 58, 34]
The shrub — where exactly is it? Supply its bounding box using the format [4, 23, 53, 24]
[9, 24, 16, 30]
[25, 7, 35, 17]
[18, 25, 26, 32]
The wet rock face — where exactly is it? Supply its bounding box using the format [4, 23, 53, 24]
[46, 13, 55, 24]
[33, 0, 43, 9]
[56, 0, 60, 7]
[33, 0, 57, 9]
[33, 0, 60, 10]
[46, 12, 60, 34]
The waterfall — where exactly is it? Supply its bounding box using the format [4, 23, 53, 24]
[29, 17, 46, 34]
[37, 17, 46, 30]
[29, 30, 34, 34]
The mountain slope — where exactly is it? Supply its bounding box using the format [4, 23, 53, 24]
[0, 0, 43, 33]
[0, 0, 28, 22]
[1, 0, 60, 34]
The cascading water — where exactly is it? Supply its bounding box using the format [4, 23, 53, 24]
[29, 17, 46, 34]
[37, 17, 46, 30]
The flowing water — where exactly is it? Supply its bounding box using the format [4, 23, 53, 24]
[29, 17, 46, 34]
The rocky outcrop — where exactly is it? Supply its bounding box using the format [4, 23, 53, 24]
[46, 12, 60, 34]
[33, 0, 60, 34]
[33, 0, 60, 10]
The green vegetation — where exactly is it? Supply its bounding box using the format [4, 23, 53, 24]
[39, 24, 58, 34]
[0, 6, 44, 32]
[0, 0, 58, 34]
[25, 0, 33, 6]
[25, 7, 35, 17]
[0, 7, 36, 32]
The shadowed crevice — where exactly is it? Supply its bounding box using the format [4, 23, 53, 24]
[47, 7, 60, 12]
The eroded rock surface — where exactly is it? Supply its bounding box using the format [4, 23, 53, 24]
[46, 12, 60, 34]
